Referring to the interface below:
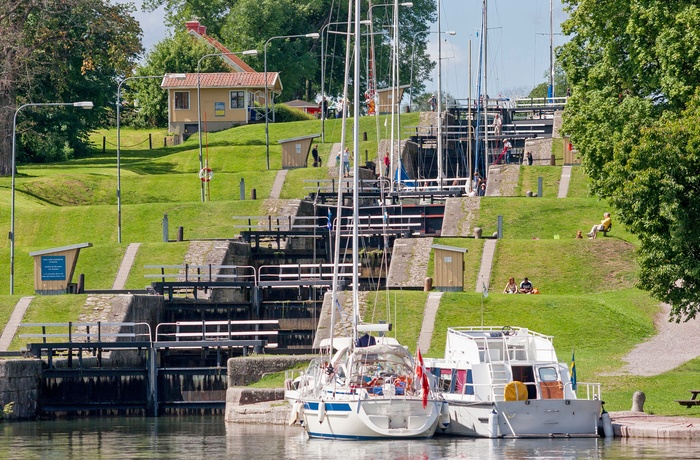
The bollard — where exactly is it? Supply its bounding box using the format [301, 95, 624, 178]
[103, 136, 106, 154]
[240, 178, 245, 201]
[537, 177, 543, 197]
[497, 216, 503, 239]
[177, 226, 184, 242]
[474, 227, 483, 239]
[162, 214, 169, 242]
[424, 277, 433, 292]
[149, 133, 152, 149]
[363, 131, 368, 141]
[77, 274, 85, 294]
[251, 188, 257, 200]
[631, 391, 645, 412]
[550, 154, 556, 166]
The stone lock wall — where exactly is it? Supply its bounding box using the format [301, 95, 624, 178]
[0, 360, 43, 419]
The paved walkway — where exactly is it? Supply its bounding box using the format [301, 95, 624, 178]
[0, 296, 34, 351]
[417, 291, 443, 353]
[112, 243, 141, 290]
[475, 239, 497, 293]
[558, 165, 572, 198]
[270, 169, 288, 200]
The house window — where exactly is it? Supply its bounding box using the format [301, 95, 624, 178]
[174, 91, 190, 110]
[230, 91, 245, 109]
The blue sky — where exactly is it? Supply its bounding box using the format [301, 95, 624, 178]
[123, 0, 569, 100]
[425, 0, 569, 100]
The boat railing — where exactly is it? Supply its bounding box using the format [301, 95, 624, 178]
[565, 381, 602, 401]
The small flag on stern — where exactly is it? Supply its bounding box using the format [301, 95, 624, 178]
[570, 349, 577, 391]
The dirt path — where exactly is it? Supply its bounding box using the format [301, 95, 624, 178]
[613, 303, 700, 376]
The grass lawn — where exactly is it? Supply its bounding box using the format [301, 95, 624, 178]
[0, 113, 693, 416]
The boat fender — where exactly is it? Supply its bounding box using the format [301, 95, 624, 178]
[439, 402, 451, 430]
[489, 408, 499, 438]
[288, 401, 302, 426]
[318, 400, 326, 424]
[600, 404, 613, 438]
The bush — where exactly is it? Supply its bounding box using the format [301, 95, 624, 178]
[271, 103, 315, 123]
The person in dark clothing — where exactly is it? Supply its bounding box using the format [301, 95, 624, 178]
[311, 145, 319, 167]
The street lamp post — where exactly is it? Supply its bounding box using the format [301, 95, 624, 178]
[10, 101, 93, 295]
[320, 21, 371, 144]
[197, 50, 258, 201]
[410, 30, 455, 111]
[264, 33, 320, 170]
[116, 74, 184, 244]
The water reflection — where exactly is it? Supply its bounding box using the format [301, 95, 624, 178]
[0, 417, 697, 459]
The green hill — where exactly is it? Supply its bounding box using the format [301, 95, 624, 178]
[0, 112, 697, 416]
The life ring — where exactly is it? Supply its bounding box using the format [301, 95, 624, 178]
[199, 167, 213, 182]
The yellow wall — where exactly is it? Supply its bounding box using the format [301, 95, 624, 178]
[169, 88, 253, 124]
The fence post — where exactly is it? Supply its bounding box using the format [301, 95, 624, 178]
[149, 133, 152, 149]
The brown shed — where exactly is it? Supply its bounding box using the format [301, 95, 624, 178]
[377, 85, 409, 114]
[278, 134, 321, 169]
[28, 243, 92, 295]
[431, 244, 467, 292]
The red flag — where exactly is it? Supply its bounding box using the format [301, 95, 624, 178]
[416, 348, 430, 409]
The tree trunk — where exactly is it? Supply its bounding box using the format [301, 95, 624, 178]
[0, 89, 15, 177]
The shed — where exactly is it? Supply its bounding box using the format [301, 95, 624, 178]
[278, 134, 321, 169]
[28, 243, 92, 295]
[431, 244, 467, 292]
[377, 85, 410, 114]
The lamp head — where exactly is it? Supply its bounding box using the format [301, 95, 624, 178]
[241, 49, 258, 56]
[305, 33, 321, 39]
[400, 2, 414, 7]
[73, 101, 94, 109]
[166, 73, 187, 80]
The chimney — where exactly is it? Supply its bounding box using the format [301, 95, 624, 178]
[199, 25, 207, 35]
[185, 20, 200, 33]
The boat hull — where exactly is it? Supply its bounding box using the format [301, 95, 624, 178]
[300, 397, 441, 440]
[444, 398, 601, 438]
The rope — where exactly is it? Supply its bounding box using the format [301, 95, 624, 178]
[104, 137, 152, 148]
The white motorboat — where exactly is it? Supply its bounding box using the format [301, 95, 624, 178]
[423, 326, 602, 438]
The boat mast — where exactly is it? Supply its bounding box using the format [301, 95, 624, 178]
[483, 0, 488, 180]
[352, 0, 361, 344]
[548, 0, 554, 99]
[436, 0, 443, 190]
[328, 0, 355, 354]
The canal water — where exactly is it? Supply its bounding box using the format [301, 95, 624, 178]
[0, 416, 698, 459]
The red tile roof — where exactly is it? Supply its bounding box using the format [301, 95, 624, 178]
[186, 20, 256, 73]
[161, 72, 282, 91]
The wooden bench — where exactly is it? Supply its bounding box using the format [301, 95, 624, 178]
[675, 390, 700, 407]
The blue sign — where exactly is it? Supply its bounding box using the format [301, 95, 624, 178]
[41, 256, 66, 281]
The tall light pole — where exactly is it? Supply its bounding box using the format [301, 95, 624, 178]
[264, 33, 320, 170]
[10, 101, 93, 295]
[410, 30, 455, 112]
[320, 21, 371, 144]
[117, 73, 184, 244]
[197, 50, 258, 201]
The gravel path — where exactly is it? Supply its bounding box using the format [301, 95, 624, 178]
[613, 303, 700, 376]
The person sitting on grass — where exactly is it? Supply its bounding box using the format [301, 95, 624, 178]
[519, 277, 533, 294]
[503, 277, 518, 294]
[587, 212, 611, 239]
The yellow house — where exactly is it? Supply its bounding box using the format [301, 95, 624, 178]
[161, 72, 282, 135]
[161, 20, 283, 136]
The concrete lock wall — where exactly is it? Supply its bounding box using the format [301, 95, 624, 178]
[227, 355, 312, 387]
[210, 241, 252, 304]
[0, 360, 43, 419]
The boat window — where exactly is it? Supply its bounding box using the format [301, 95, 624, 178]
[538, 366, 558, 382]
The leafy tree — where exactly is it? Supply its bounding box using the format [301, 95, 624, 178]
[558, 0, 700, 321]
[141, 0, 436, 104]
[528, 63, 568, 99]
[0, 0, 142, 173]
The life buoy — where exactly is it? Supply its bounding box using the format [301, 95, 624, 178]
[504, 381, 528, 401]
[199, 167, 213, 182]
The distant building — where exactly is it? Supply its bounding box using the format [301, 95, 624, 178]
[161, 20, 282, 135]
[284, 99, 321, 117]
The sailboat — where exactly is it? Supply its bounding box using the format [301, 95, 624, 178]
[287, 0, 445, 440]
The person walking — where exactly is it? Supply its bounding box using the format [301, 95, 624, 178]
[383, 153, 390, 177]
[342, 148, 351, 177]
